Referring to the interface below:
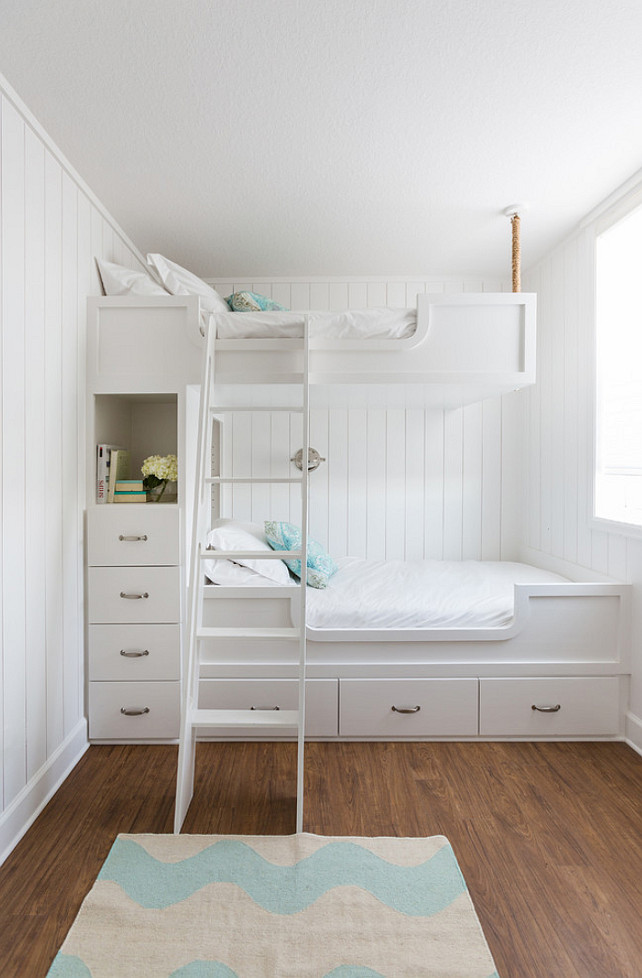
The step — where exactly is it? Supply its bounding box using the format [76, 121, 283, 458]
[210, 406, 304, 414]
[200, 549, 302, 560]
[190, 708, 299, 728]
[202, 584, 299, 596]
[196, 626, 300, 640]
[206, 476, 303, 485]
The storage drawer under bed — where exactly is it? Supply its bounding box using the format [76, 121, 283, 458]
[339, 678, 479, 737]
[479, 677, 620, 736]
[198, 679, 338, 738]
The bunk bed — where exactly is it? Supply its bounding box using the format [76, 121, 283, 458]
[85, 285, 631, 758]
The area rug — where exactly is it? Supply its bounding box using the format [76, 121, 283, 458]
[46, 833, 499, 978]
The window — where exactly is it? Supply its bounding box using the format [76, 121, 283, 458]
[595, 202, 642, 527]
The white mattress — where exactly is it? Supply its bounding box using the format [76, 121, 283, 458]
[214, 308, 416, 340]
[305, 558, 568, 630]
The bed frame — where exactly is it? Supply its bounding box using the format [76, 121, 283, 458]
[86, 291, 632, 745]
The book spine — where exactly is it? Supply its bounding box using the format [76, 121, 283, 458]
[96, 445, 110, 504]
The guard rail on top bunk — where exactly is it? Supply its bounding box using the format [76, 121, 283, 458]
[86, 291, 536, 408]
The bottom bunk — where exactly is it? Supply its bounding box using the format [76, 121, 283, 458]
[198, 524, 631, 741]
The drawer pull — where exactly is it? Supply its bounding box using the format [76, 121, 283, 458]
[392, 705, 421, 714]
[119, 534, 148, 542]
[119, 649, 150, 658]
[531, 704, 561, 713]
[120, 706, 150, 716]
[250, 706, 280, 711]
[120, 591, 149, 599]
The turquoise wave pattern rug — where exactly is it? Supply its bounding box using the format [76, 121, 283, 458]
[46, 833, 499, 978]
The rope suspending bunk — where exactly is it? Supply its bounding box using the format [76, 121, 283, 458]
[511, 213, 521, 293]
[504, 204, 526, 293]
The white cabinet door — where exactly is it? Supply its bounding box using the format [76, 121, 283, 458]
[88, 566, 180, 623]
[479, 677, 620, 736]
[88, 505, 180, 566]
[89, 624, 180, 680]
[89, 681, 180, 739]
[198, 679, 338, 737]
[339, 678, 478, 737]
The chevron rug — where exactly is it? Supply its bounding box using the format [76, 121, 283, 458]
[46, 833, 499, 978]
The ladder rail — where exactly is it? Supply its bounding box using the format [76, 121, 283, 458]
[175, 317, 217, 832]
[296, 315, 310, 832]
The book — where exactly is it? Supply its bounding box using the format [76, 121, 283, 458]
[107, 449, 131, 503]
[115, 479, 144, 492]
[96, 444, 125, 504]
[113, 490, 147, 503]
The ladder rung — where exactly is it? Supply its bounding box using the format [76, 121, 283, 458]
[207, 477, 302, 484]
[197, 626, 300, 640]
[191, 708, 299, 728]
[210, 406, 304, 414]
[202, 584, 298, 596]
[201, 549, 301, 559]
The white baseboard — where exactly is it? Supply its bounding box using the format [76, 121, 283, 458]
[0, 718, 89, 867]
[624, 710, 642, 756]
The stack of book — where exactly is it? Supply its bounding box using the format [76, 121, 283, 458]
[97, 446, 146, 503]
[113, 479, 146, 503]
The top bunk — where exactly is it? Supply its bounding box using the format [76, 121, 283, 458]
[87, 290, 536, 408]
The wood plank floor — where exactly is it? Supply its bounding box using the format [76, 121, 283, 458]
[0, 740, 641, 977]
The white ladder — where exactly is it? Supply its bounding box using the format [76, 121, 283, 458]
[174, 318, 310, 832]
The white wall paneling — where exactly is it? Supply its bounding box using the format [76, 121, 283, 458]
[0, 77, 146, 862]
[218, 401, 518, 561]
[210, 277, 520, 564]
[521, 203, 642, 745]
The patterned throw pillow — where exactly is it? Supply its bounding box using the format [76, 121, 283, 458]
[226, 291, 287, 312]
[264, 521, 338, 588]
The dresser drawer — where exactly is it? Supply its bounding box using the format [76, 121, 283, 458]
[89, 681, 180, 740]
[198, 679, 338, 737]
[89, 624, 180, 680]
[479, 677, 620, 736]
[87, 505, 179, 566]
[88, 566, 180, 623]
[339, 679, 478, 737]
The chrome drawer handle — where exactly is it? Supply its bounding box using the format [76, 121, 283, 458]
[120, 591, 149, 599]
[250, 706, 280, 711]
[392, 705, 421, 714]
[531, 704, 561, 713]
[120, 707, 150, 716]
[119, 649, 150, 658]
[119, 534, 148, 542]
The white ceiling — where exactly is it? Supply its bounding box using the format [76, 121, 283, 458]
[2, 0, 642, 279]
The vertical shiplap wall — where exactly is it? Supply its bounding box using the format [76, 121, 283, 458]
[0, 77, 145, 859]
[521, 218, 642, 746]
[211, 277, 521, 562]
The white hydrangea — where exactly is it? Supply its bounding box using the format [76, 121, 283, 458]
[141, 454, 178, 481]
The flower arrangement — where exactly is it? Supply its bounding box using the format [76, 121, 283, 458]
[141, 454, 178, 502]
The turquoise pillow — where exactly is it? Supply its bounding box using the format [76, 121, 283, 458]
[264, 521, 337, 588]
[225, 291, 287, 312]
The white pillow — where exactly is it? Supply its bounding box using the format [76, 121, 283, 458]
[204, 521, 292, 585]
[204, 557, 281, 587]
[96, 258, 169, 297]
[146, 253, 229, 316]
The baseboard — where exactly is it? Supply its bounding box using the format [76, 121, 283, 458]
[0, 718, 89, 867]
[624, 710, 642, 756]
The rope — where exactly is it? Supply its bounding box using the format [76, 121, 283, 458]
[511, 213, 521, 292]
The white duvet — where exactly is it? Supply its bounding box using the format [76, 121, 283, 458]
[304, 558, 568, 630]
[214, 308, 416, 340]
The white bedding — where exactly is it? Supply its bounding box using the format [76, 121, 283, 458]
[214, 308, 416, 340]
[304, 557, 568, 630]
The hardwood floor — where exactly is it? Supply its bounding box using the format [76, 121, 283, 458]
[1, 740, 641, 977]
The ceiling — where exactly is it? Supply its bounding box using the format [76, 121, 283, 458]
[2, 0, 642, 280]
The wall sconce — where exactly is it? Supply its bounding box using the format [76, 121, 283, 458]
[291, 448, 326, 471]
